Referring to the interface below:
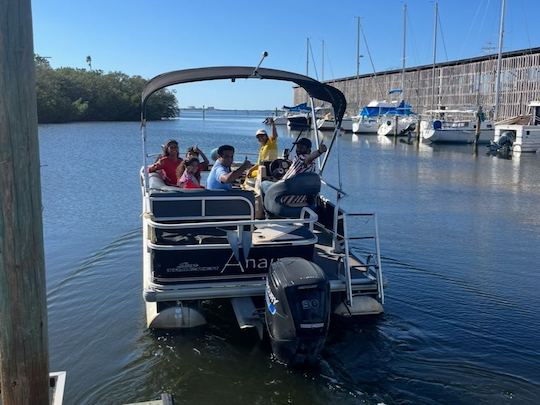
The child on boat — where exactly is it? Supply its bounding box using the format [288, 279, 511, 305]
[177, 157, 205, 189]
[176, 145, 209, 182]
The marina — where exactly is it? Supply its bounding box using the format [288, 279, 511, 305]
[38, 112, 540, 403]
[3, 0, 540, 403]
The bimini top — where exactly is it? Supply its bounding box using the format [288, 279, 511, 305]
[141, 66, 346, 124]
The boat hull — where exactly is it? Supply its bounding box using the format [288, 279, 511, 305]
[287, 115, 311, 129]
[422, 128, 494, 144]
[352, 119, 380, 134]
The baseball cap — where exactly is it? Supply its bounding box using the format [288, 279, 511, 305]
[255, 129, 268, 137]
[292, 138, 312, 148]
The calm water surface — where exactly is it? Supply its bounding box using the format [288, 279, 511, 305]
[39, 111, 540, 404]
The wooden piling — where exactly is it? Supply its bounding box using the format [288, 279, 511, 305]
[0, 1, 50, 404]
[474, 106, 482, 145]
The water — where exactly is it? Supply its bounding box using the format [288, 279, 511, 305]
[39, 111, 540, 404]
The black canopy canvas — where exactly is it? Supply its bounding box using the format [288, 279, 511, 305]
[141, 66, 346, 124]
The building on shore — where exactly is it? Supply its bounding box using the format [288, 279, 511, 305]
[293, 46, 540, 121]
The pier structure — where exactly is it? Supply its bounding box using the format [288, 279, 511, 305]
[294, 47, 540, 121]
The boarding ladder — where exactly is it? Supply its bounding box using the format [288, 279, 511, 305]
[323, 181, 384, 307]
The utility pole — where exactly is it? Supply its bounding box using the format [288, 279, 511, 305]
[0, 1, 50, 404]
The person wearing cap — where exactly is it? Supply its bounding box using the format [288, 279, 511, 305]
[246, 118, 279, 179]
[148, 139, 183, 186]
[259, 137, 327, 197]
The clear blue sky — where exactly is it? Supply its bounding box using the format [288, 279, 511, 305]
[32, 0, 540, 110]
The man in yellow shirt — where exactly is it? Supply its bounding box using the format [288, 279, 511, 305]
[247, 117, 278, 179]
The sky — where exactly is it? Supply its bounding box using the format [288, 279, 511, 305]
[32, 0, 540, 110]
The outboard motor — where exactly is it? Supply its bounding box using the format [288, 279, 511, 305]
[265, 257, 330, 366]
[488, 130, 515, 158]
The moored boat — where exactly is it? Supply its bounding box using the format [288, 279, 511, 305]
[420, 109, 494, 144]
[492, 101, 540, 154]
[351, 100, 407, 134]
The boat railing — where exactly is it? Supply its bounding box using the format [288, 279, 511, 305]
[318, 182, 384, 305]
[325, 211, 384, 305]
[145, 207, 318, 251]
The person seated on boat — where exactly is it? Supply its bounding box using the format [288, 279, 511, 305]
[260, 138, 328, 199]
[259, 137, 327, 202]
[177, 157, 205, 189]
[206, 144, 252, 190]
[176, 145, 209, 183]
[245, 118, 278, 181]
[147, 139, 183, 186]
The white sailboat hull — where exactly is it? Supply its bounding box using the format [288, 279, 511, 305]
[352, 118, 380, 134]
[377, 116, 416, 136]
[420, 119, 494, 144]
[421, 128, 494, 143]
[273, 115, 288, 125]
[341, 116, 353, 132]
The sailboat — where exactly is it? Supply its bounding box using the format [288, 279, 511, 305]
[420, 0, 495, 144]
[376, 4, 418, 137]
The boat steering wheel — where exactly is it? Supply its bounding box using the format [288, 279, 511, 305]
[269, 158, 290, 180]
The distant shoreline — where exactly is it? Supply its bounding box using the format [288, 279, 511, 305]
[179, 108, 278, 113]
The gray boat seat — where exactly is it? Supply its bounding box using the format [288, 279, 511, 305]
[263, 172, 321, 218]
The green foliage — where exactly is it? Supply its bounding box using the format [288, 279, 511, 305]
[34, 55, 178, 123]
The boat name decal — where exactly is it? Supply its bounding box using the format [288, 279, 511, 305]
[166, 262, 219, 273]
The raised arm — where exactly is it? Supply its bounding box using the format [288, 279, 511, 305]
[304, 143, 327, 167]
[197, 147, 209, 165]
[270, 118, 278, 140]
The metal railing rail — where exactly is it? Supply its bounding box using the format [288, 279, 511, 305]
[146, 207, 318, 232]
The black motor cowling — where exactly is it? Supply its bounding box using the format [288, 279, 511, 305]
[265, 257, 330, 366]
[488, 131, 515, 158]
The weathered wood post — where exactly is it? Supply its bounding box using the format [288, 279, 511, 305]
[394, 115, 399, 138]
[473, 106, 482, 155]
[474, 105, 482, 144]
[0, 1, 50, 404]
[416, 115, 421, 142]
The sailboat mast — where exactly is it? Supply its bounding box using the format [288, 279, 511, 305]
[322, 40, 325, 82]
[356, 16, 361, 109]
[306, 38, 310, 76]
[401, 3, 407, 97]
[431, 0, 438, 110]
[494, 0, 506, 121]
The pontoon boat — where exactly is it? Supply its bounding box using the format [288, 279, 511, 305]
[140, 66, 385, 365]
